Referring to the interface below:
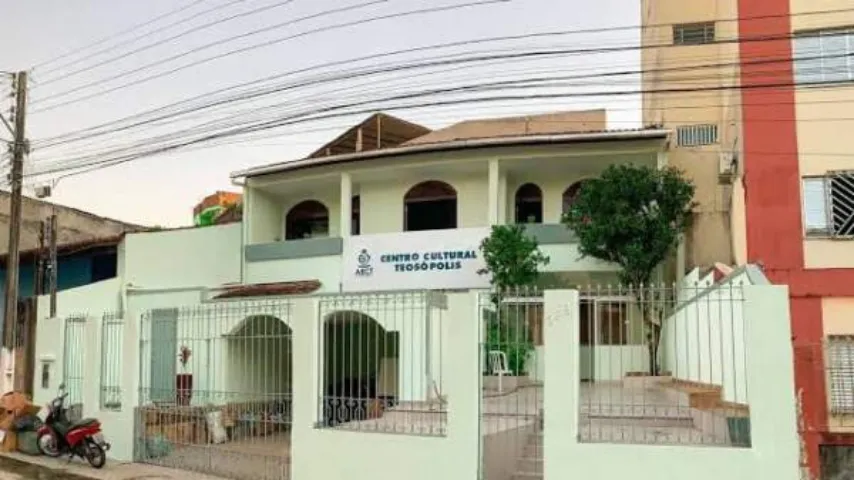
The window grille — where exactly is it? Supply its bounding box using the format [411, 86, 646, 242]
[673, 23, 715, 45]
[802, 172, 854, 238]
[827, 336, 854, 413]
[676, 124, 719, 147]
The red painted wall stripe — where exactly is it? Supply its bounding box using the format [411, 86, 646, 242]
[737, 1, 804, 271]
[736, 0, 824, 476]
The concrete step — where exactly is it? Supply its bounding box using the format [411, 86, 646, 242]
[581, 414, 695, 429]
[579, 424, 725, 445]
[523, 444, 544, 458]
[515, 457, 543, 474]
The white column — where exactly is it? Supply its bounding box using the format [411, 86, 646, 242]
[544, 289, 580, 480]
[488, 159, 500, 225]
[498, 170, 508, 224]
[340, 173, 352, 238]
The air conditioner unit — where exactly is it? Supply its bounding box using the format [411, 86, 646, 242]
[718, 152, 736, 184]
[34, 184, 52, 199]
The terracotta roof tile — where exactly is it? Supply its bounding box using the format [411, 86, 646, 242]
[213, 280, 322, 299]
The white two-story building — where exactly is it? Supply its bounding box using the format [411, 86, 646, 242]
[236, 110, 672, 293]
[31, 109, 676, 473]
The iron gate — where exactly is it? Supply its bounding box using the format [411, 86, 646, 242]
[478, 288, 543, 480]
[135, 299, 293, 480]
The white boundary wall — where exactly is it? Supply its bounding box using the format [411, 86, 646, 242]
[290, 292, 480, 480]
[659, 267, 762, 404]
[545, 287, 800, 480]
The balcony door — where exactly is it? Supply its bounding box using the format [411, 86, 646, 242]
[404, 181, 457, 231]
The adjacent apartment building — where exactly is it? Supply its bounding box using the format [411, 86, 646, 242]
[642, 0, 854, 476]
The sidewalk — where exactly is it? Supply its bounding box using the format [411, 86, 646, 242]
[0, 452, 228, 479]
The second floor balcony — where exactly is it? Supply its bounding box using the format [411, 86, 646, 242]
[236, 126, 669, 291]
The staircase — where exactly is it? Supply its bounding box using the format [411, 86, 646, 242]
[512, 430, 543, 480]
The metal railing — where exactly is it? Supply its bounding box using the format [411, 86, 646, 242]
[136, 298, 293, 480]
[478, 287, 544, 480]
[577, 283, 750, 448]
[315, 290, 447, 436]
[99, 311, 124, 411]
[63, 315, 87, 420]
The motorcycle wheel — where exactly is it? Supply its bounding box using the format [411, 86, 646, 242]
[84, 439, 106, 469]
[37, 432, 61, 458]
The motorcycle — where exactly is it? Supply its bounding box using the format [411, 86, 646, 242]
[37, 383, 110, 468]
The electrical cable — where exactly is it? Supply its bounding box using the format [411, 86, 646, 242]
[30, 6, 822, 144]
[36, 0, 303, 85]
[31, 47, 837, 154]
[35, 3, 845, 114]
[33, 4, 854, 90]
[32, 0, 220, 70]
[30, 0, 511, 111]
[26, 74, 854, 179]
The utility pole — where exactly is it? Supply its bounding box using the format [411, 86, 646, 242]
[34, 220, 45, 297]
[3, 71, 28, 348]
[49, 213, 57, 318]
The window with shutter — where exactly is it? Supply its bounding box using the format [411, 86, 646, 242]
[827, 336, 854, 413]
[794, 29, 854, 84]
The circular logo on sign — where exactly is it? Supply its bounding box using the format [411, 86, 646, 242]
[357, 249, 371, 267]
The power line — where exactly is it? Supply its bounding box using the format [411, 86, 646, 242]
[32, 2, 832, 145]
[32, 0, 219, 70]
[25, 74, 854, 179]
[30, 45, 834, 154]
[30, 0, 510, 111]
[36, 0, 301, 85]
[29, 20, 837, 137]
[33, 4, 854, 90]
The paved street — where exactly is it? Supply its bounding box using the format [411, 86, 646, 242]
[0, 456, 89, 480]
[0, 453, 225, 480]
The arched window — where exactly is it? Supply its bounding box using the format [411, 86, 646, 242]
[404, 181, 457, 231]
[285, 200, 329, 240]
[514, 183, 543, 224]
[562, 180, 589, 216]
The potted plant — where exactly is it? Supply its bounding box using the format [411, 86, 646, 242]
[176, 346, 193, 406]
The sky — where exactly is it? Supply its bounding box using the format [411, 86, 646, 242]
[0, 0, 641, 227]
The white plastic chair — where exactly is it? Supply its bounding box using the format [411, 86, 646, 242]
[488, 350, 512, 393]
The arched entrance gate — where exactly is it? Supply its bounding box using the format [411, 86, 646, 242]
[136, 300, 293, 480]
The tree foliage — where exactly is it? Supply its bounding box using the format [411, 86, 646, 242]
[562, 164, 695, 287]
[478, 224, 550, 290]
[562, 164, 695, 375]
[478, 224, 550, 375]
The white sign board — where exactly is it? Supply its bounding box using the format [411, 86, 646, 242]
[342, 227, 491, 292]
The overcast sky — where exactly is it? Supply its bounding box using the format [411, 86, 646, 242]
[0, 0, 641, 227]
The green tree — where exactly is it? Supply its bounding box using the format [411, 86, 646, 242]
[562, 164, 695, 375]
[478, 224, 550, 375]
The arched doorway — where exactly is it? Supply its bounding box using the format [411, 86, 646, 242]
[322, 311, 399, 426]
[514, 183, 543, 224]
[285, 200, 329, 240]
[224, 314, 293, 404]
[404, 181, 457, 231]
[562, 180, 589, 216]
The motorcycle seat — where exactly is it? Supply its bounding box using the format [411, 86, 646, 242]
[71, 418, 98, 429]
